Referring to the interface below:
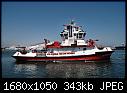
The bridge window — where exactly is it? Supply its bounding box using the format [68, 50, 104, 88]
[76, 33, 78, 38]
[67, 26, 70, 30]
[79, 33, 83, 38]
[64, 34, 68, 39]
[83, 33, 86, 37]
[60, 33, 63, 37]
[76, 27, 78, 31]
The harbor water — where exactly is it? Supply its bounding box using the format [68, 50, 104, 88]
[2, 50, 125, 78]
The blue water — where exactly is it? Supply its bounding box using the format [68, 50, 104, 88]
[2, 50, 125, 78]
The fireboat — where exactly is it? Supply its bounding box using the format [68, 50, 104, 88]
[12, 20, 114, 62]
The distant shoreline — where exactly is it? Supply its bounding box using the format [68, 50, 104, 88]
[115, 46, 125, 50]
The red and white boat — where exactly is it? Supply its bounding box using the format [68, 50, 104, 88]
[12, 20, 114, 62]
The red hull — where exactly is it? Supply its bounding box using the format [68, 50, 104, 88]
[13, 51, 113, 62]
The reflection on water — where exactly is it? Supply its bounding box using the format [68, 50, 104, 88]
[14, 64, 37, 72]
[45, 61, 112, 78]
[14, 62, 47, 78]
[14, 60, 112, 78]
[14, 64, 37, 78]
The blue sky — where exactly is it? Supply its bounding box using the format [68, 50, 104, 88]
[2, 2, 125, 47]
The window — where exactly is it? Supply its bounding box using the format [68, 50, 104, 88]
[76, 27, 78, 31]
[79, 33, 83, 38]
[76, 34, 78, 38]
[64, 34, 68, 39]
[60, 33, 63, 37]
[83, 33, 86, 37]
[67, 26, 70, 30]
[83, 48, 86, 50]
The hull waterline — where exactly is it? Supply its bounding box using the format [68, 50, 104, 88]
[12, 51, 113, 62]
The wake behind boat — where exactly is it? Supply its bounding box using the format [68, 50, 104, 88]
[12, 20, 114, 62]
